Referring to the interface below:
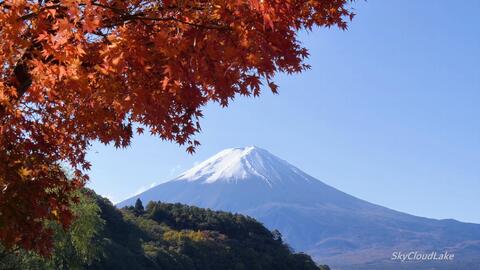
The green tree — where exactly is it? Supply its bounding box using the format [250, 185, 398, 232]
[134, 199, 145, 216]
[1, 191, 104, 270]
[272, 229, 283, 242]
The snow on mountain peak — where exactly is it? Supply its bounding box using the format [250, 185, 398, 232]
[175, 146, 310, 185]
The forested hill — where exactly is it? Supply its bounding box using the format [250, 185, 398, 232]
[0, 190, 329, 270]
[93, 196, 329, 270]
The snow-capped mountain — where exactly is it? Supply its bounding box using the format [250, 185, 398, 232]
[118, 146, 480, 270]
[175, 146, 313, 186]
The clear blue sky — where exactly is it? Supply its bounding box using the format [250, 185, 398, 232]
[87, 0, 480, 223]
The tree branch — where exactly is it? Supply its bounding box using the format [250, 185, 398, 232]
[17, 4, 62, 21]
[119, 14, 231, 30]
[90, 2, 230, 30]
[12, 61, 32, 99]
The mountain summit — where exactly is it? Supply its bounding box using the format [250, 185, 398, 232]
[175, 146, 313, 186]
[118, 147, 480, 270]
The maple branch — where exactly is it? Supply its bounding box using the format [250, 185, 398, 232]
[121, 14, 231, 30]
[90, 2, 231, 30]
[12, 60, 32, 99]
[17, 4, 62, 21]
[90, 2, 125, 14]
[0, 39, 43, 118]
[0, 64, 31, 121]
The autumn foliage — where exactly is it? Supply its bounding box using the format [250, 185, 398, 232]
[0, 0, 354, 254]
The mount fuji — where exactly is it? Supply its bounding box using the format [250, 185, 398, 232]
[118, 146, 480, 270]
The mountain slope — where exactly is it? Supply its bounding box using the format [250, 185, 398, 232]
[118, 146, 480, 269]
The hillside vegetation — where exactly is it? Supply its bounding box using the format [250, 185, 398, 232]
[0, 190, 329, 270]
